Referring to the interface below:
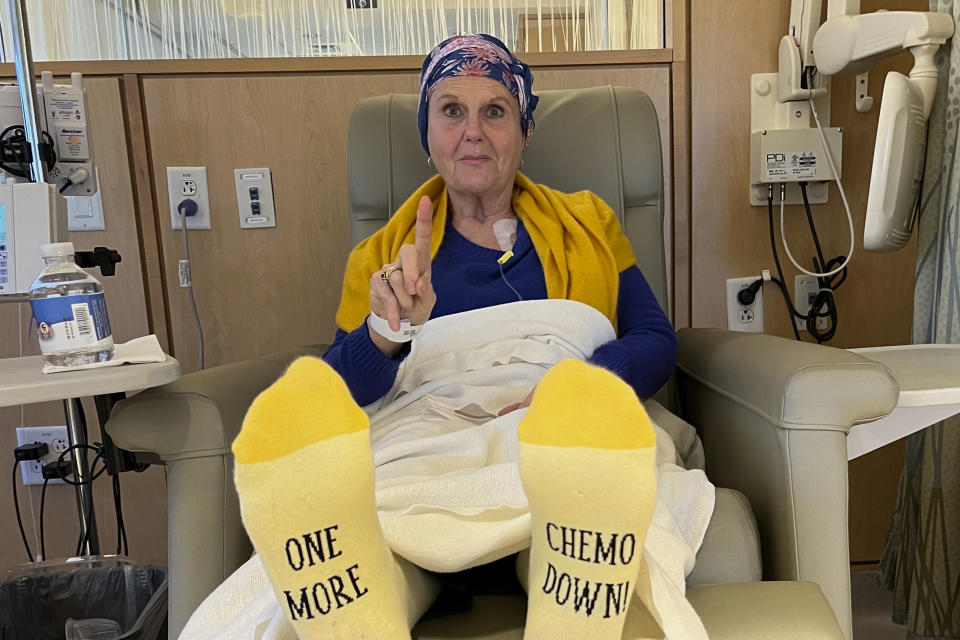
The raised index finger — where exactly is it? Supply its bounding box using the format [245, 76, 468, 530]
[414, 196, 433, 273]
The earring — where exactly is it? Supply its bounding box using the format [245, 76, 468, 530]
[427, 156, 433, 167]
[519, 158, 525, 169]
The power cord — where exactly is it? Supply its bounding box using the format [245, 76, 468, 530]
[179, 200, 205, 370]
[745, 185, 847, 343]
[58, 167, 91, 194]
[12, 460, 35, 562]
[798, 182, 847, 342]
[55, 443, 109, 487]
[789, 86, 854, 278]
[112, 473, 128, 556]
[13, 438, 126, 561]
[738, 202, 802, 342]
[54, 442, 109, 556]
[39, 459, 72, 561]
[0, 124, 93, 194]
[39, 477, 49, 561]
[0, 125, 56, 179]
[11, 442, 49, 562]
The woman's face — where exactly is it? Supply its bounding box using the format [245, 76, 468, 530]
[426, 76, 524, 200]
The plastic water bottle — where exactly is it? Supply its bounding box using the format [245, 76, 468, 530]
[29, 242, 114, 366]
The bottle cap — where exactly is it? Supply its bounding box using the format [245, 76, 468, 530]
[40, 242, 75, 258]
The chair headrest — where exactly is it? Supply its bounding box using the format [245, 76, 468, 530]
[349, 85, 662, 225]
[348, 85, 667, 313]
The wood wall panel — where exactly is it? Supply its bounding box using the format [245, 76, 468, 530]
[0, 77, 166, 573]
[849, 439, 907, 563]
[143, 65, 673, 372]
[143, 73, 420, 372]
[690, 0, 925, 563]
[667, 0, 689, 62]
[121, 73, 173, 353]
[691, 0, 787, 331]
[671, 61, 691, 326]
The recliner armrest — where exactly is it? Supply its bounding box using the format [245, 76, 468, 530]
[676, 328, 898, 431]
[674, 328, 898, 640]
[687, 581, 844, 640]
[106, 346, 327, 459]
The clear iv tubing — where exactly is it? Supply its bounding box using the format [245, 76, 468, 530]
[777, 99, 856, 279]
[498, 261, 524, 301]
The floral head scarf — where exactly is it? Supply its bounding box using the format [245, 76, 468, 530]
[418, 34, 538, 155]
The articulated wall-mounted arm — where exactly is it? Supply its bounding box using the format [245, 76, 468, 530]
[813, 11, 953, 76]
[827, 0, 860, 19]
[779, 0, 862, 101]
[755, 0, 955, 254]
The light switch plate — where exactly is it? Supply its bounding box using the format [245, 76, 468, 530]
[66, 168, 105, 231]
[234, 168, 276, 229]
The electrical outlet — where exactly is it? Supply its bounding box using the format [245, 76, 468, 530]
[15, 426, 71, 485]
[167, 166, 211, 230]
[726, 277, 764, 333]
[794, 275, 828, 332]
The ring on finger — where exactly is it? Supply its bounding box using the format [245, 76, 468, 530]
[381, 264, 402, 283]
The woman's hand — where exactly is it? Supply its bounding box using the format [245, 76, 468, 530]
[498, 386, 536, 416]
[368, 196, 437, 355]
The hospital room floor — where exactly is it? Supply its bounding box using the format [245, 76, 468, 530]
[852, 570, 906, 639]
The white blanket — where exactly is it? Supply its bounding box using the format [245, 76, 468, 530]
[180, 300, 714, 640]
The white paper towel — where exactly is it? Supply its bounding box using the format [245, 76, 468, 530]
[42, 335, 167, 374]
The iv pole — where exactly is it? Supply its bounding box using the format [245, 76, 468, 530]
[5, 0, 101, 555]
[6, 0, 45, 183]
[0, 0, 42, 306]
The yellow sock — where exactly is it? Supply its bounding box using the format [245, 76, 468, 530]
[232, 357, 411, 640]
[519, 359, 658, 640]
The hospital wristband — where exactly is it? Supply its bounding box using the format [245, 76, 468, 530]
[367, 312, 422, 343]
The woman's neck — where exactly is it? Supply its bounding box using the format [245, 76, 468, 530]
[447, 187, 517, 250]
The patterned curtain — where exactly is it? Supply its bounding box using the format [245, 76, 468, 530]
[4, 0, 664, 62]
[880, 2, 960, 637]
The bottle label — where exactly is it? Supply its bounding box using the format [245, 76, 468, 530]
[30, 293, 112, 353]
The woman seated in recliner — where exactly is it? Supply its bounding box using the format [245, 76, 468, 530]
[181, 34, 712, 640]
[321, 33, 676, 409]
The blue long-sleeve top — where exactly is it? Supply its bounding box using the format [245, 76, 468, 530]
[322, 217, 677, 407]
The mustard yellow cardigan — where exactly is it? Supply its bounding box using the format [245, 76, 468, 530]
[335, 172, 636, 331]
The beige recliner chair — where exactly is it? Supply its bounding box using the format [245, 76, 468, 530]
[106, 86, 898, 640]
